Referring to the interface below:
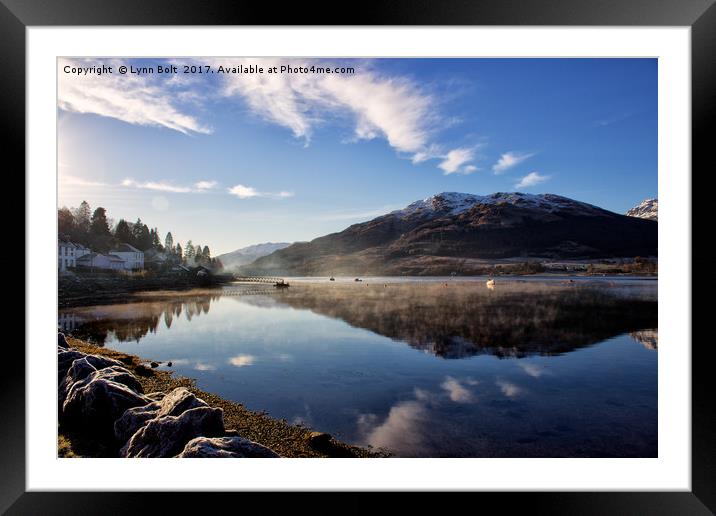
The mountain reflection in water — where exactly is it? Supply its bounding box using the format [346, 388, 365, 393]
[238, 281, 657, 358]
[62, 282, 657, 360]
[58, 280, 657, 457]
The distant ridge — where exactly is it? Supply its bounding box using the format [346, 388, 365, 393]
[216, 242, 292, 271]
[239, 192, 658, 276]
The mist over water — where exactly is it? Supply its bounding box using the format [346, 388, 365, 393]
[59, 278, 657, 457]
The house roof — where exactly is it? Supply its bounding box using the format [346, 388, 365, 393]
[77, 252, 100, 261]
[111, 243, 142, 253]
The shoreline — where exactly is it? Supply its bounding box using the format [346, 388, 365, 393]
[60, 336, 383, 458]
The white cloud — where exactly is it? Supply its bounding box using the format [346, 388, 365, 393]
[122, 179, 192, 193]
[203, 58, 463, 169]
[122, 178, 219, 194]
[518, 362, 549, 378]
[228, 354, 256, 367]
[227, 184, 259, 198]
[58, 58, 212, 135]
[358, 400, 429, 456]
[440, 376, 477, 403]
[492, 151, 534, 174]
[496, 379, 523, 398]
[463, 165, 478, 174]
[515, 172, 550, 189]
[228, 184, 294, 200]
[438, 147, 475, 174]
[194, 180, 218, 190]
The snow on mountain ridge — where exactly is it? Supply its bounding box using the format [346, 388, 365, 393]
[626, 199, 658, 221]
[391, 192, 604, 219]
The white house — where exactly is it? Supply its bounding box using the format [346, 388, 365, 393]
[74, 243, 91, 260]
[109, 243, 144, 270]
[58, 237, 76, 271]
[76, 252, 126, 271]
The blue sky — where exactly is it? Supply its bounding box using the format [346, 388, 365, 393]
[58, 58, 657, 255]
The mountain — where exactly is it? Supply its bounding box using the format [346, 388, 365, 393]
[216, 242, 292, 271]
[239, 192, 658, 276]
[626, 198, 658, 221]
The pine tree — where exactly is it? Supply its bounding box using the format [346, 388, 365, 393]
[202, 246, 211, 261]
[184, 240, 194, 262]
[175, 243, 183, 261]
[165, 232, 174, 253]
[58, 207, 75, 239]
[89, 207, 112, 252]
[195, 244, 203, 263]
[73, 201, 92, 244]
[114, 219, 132, 244]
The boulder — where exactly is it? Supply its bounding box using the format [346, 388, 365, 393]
[59, 356, 134, 403]
[177, 436, 279, 458]
[58, 350, 86, 382]
[114, 387, 209, 443]
[62, 371, 150, 435]
[120, 406, 225, 458]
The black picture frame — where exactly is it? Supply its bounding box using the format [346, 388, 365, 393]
[6, 0, 713, 513]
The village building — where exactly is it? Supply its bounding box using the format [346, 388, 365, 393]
[58, 237, 76, 271]
[76, 252, 126, 271]
[109, 243, 144, 270]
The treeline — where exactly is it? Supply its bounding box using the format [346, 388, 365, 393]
[58, 200, 222, 269]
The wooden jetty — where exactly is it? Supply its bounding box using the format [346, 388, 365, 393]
[233, 276, 290, 288]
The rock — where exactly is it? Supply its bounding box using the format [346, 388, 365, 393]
[177, 436, 279, 458]
[307, 431, 332, 449]
[146, 392, 166, 401]
[167, 362, 172, 367]
[58, 333, 69, 349]
[150, 361, 159, 368]
[58, 350, 86, 382]
[91, 365, 144, 395]
[114, 388, 208, 443]
[62, 373, 150, 435]
[113, 400, 162, 443]
[120, 406, 225, 458]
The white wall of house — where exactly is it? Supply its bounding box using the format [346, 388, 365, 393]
[58, 241, 76, 271]
[110, 245, 144, 270]
[77, 253, 125, 271]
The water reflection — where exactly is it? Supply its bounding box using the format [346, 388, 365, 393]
[60, 292, 221, 345]
[58, 281, 657, 457]
[239, 282, 658, 358]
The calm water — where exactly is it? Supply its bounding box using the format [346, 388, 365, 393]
[59, 277, 658, 457]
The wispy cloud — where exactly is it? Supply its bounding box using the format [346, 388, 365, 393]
[121, 178, 218, 194]
[58, 58, 212, 135]
[194, 180, 217, 190]
[440, 376, 478, 403]
[518, 362, 549, 378]
[515, 171, 550, 189]
[228, 354, 256, 367]
[438, 147, 476, 175]
[496, 379, 523, 398]
[492, 151, 534, 174]
[227, 184, 294, 200]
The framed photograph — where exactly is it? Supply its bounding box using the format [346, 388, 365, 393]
[7, 0, 713, 512]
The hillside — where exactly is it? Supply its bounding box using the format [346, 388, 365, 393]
[239, 192, 658, 276]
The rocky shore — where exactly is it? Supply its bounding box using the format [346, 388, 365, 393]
[58, 334, 380, 458]
[58, 272, 234, 308]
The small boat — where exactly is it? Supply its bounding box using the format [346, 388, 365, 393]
[329, 276, 335, 281]
[486, 278, 495, 290]
[354, 278, 362, 282]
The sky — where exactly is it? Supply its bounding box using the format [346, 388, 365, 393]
[58, 58, 657, 255]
